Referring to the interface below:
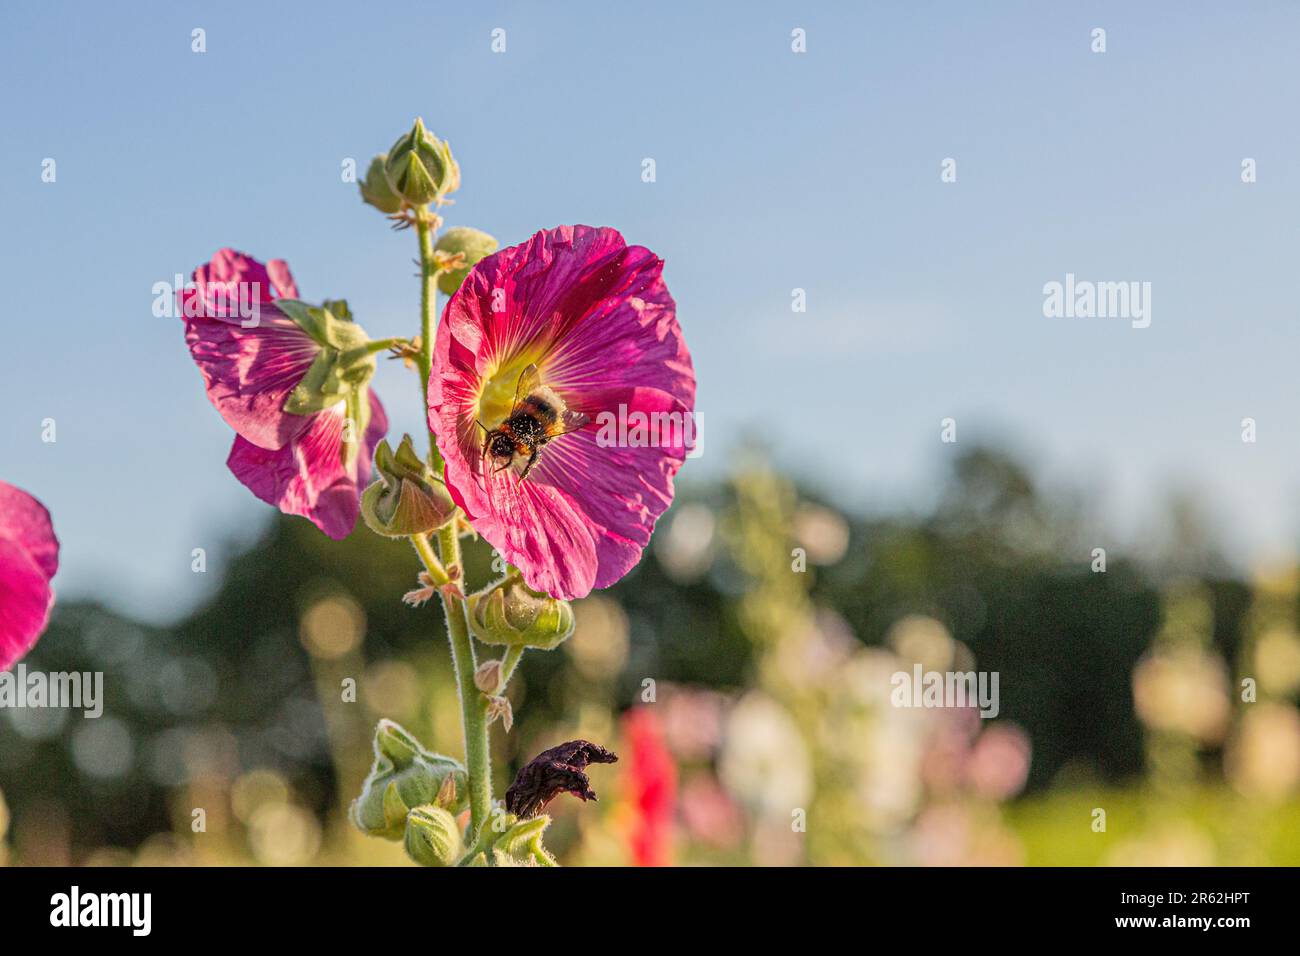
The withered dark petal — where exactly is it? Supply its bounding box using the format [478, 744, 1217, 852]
[505, 739, 619, 818]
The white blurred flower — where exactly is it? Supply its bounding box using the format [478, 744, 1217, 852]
[888, 615, 955, 672]
[655, 502, 717, 582]
[1132, 647, 1230, 744]
[718, 692, 812, 820]
[792, 504, 849, 566]
[1225, 702, 1300, 800]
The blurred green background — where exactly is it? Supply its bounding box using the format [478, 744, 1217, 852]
[3, 443, 1298, 866]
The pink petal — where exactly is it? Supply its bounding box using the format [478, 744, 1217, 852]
[178, 249, 319, 449]
[184, 312, 319, 450]
[0, 540, 54, 671]
[429, 226, 695, 599]
[227, 392, 388, 540]
[0, 482, 59, 670]
[0, 481, 59, 580]
[179, 248, 298, 324]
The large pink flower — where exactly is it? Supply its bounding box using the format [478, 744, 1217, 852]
[0, 482, 59, 670]
[428, 225, 695, 599]
[180, 249, 387, 539]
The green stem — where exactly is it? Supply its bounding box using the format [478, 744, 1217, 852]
[436, 523, 491, 840]
[409, 533, 449, 585]
[499, 645, 525, 691]
[412, 209, 490, 840]
[364, 336, 409, 354]
[415, 214, 444, 472]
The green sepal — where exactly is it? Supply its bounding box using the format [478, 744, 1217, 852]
[403, 804, 463, 867]
[466, 577, 575, 651]
[383, 118, 459, 207]
[350, 719, 467, 841]
[275, 299, 370, 352]
[360, 434, 457, 537]
[494, 815, 549, 856]
[321, 298, 353, 323]
[284, 349, 350, 415]
[359, 154, 403, 214]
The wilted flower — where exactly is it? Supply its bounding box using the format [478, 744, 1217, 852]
[178, 249, 388, 539]
[505, 739, 618, 818]
[0, 481, 59, 670]
[428, 225, 696, 599]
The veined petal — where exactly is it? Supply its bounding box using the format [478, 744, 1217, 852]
[0, 481, 59, 671]
[227, 392, 388, 540]
[429, 226, 695, 599]
[184, 312, 319, 450]
[179, 247, 298, 324]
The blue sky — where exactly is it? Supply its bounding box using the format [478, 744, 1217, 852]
[2, 1, 1298, 621]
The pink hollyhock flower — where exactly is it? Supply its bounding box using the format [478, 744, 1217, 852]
[428, 225, 695, 599]
[0, 482, 59, 671]
[622, 707, 677, 867]
[180, 249, 387, 539]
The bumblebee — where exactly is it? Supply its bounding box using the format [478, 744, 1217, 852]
[480, 364, 589, 480]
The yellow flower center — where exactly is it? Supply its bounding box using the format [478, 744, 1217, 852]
[476, 352, 547, 427]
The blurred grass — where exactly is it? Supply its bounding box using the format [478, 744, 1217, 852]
[1006, 786, 1300, 865]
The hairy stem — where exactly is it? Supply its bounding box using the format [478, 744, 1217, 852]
[436, 522, 491, 839]
[409, 533, 449, 585]
[415, 214, 444, 472]
[499, 645, 525, 690]
[412, 208, 491, 843]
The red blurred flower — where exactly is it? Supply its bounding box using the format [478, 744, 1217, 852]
[622, 707, 677, 867]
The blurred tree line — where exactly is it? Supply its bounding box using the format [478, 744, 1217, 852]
[0, 445, 1269, 859]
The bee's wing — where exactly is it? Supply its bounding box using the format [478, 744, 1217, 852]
[550, 408, 590, 438]
[512, 364, 542, 408]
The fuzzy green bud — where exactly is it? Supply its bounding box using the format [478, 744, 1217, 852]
[360, 435, 457, 537]
[433, 226, 498, 295]
[467, 577, 575, 651]
[350, 719, 467, 840]
[359, 154, 403, 214]
[383, 118, 459, 207]
[403, 804, 463, 867]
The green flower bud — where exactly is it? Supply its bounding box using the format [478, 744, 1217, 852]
[383, 118, 459, 207]
[403, 804, 463, 867]
[467, 577, 575, 651]
[493, 814, 549, 857]
[360, 435, 457, 537]
[433, 226, 498, 295]
[350, 719, 467, 840]
[359, 155, 403, 214]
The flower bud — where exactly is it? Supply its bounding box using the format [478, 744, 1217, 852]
[350, 719, 467, 840]
[493, 814, 549, 857]
[433, 226, 498, 295]
[473, 659, 503, 694]
[467, 577, 575, 651]
[360, 434, 457, 537]
[383, 118, 459, 207]
[403, 804, 463, 867]
[359, 154, 403, 214]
